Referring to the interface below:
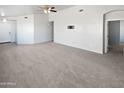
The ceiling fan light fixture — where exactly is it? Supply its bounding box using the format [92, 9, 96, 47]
[40, 6, 57, 14]
[44, 9, 48, 14]
[48, 7, 51, 11]
[48, 10, 50, 13]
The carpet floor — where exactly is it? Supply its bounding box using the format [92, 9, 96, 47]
[0, 42, 124, 88]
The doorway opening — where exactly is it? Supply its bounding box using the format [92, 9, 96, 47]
[107, 20, 120, 53]
[0, 20, 17, 44]
[49, 21, 54, 42]
[103, 10, 124, 54]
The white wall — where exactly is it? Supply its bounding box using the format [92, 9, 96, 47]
[17, 14, 52, 44]
[50, 5, 124, 54]
[49, 12, 56, 22]
[34, 14, 52, 43]
[0, 21, 16, 43]
[17, 14, 34, 44]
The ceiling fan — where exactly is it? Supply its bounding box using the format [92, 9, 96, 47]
[39, 5, 57, 14]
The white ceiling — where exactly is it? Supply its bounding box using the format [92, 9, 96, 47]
[0, 5, 74, 17]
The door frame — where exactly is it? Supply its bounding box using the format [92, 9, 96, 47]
[104, 19, 121, 53]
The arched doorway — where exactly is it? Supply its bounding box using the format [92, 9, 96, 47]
[103, 10, 124, 54]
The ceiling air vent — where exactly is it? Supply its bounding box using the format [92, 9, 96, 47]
[79, 9, 84, 12]
[24, 17, 28, 20]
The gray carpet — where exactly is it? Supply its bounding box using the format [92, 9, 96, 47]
[0, 42, 124, 88]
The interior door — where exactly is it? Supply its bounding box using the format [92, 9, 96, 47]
[0, 22, 11, 43]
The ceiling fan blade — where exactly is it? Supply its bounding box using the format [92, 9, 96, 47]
[51, 7, 55, 9]
[50, 10, 57, 12]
